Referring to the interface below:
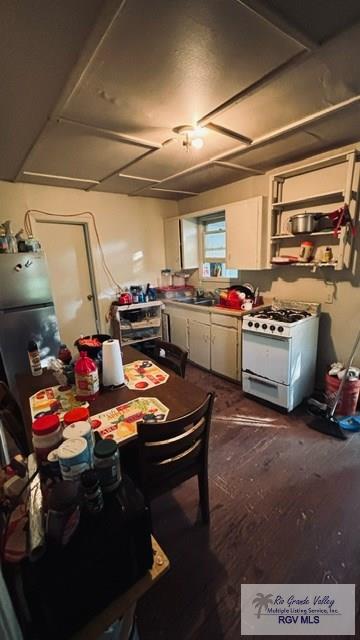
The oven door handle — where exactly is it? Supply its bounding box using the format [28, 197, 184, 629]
[242, 329, 290, 341]
[247, 376, 278, 389]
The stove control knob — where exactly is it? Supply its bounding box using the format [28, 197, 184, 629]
[248, 321, 253, 327]
[254, 322, 260, 329]
[278, 326, 284, 333]
[262, 324, 267, 330]
[270, 325, 275, 331]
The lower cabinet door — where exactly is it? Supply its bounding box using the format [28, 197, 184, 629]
[189, 320, 211, 368]
[211, 325, 238, 379]
[169, 315, 188, 351]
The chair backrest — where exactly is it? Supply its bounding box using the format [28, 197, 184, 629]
[137, 393, 214, 499]
[152, 339, 188, 378]
[0, 382, 30, 456]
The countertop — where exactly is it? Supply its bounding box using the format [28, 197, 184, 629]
[163, 298, 270, 318]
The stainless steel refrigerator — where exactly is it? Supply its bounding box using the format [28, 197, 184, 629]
[0, 252, 61, 395]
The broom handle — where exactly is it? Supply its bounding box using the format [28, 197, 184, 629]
[329, 329, 360, 417]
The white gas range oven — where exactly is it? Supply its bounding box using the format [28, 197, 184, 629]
[242, 299, 321, 411]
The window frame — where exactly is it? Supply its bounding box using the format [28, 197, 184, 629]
[198, 212, 239, 282]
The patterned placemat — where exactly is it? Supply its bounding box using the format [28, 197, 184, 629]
[90, 397, 169, 444]
[124, 360, 169, 390]
[29, 385, 89, 421]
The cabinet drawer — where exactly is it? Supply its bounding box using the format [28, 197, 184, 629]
[211, 313, 239, 329]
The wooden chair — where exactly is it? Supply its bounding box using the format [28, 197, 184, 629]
[137, 393, 214, 524]
[0, 382, 30, 456]
[152, 339, 188, 378]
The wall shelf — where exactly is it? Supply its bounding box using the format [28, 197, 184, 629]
[268, 149, 359, 271]
[270, 230, 334, 242]
[110, 300, 164, 345]
[272, 190, 343, 211]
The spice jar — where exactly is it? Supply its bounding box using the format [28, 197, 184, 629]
[32, 414, 62, 463]
[63, 406, 90, 426]
[94, 440, 121, 493]
[81, 469, 104, 515]
[299, 240, 314, 263]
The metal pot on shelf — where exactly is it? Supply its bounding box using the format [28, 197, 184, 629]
[288, 212, 322, 234]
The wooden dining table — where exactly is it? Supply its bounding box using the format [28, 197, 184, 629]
[16, 345, 207, 450]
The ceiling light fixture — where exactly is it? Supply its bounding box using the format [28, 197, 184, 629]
[173, 125, 205, 152]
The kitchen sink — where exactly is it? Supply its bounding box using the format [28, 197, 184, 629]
[176, 297, 216, 306]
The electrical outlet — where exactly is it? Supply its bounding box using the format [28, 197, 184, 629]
[325, 291, 333, 304]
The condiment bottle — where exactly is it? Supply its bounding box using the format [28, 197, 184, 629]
[74, 351, 99, 401]
[81, 469, 104, 515]
[28, 340, 42, 376]
[58, 343, 72, 365]
[94, 439, 121, 493]
[322, 247, 332, 263]
[299, 240, 314, 263]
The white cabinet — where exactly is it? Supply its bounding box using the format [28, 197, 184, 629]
[188, 320, 211, 369]
[181, 218, 199, 268]
[211, 324, 238, 380]
[164, 217, 182, 271]
[169, 314, 188, 352]
[226, 196, 267, 270]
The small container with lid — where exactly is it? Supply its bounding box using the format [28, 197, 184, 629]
[161, 269, 172, 288]
[46, 481, 80, 546]
[63, 406, 90, 427]
[63, 421, 94, 465]
[57, 437, 90, 482]
[32, 414, 62, 463]
[81, 469, 104, 515]
[94, 439, 121, 493]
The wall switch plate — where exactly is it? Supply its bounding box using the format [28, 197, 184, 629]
[325, 291, 334, 304]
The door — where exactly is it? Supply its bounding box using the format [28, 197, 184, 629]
[170, 315, 188, 352]
[164, 218, 182, 271]
[211, 325, 238, 379]
[36, 222, 99, 349]
[242, 330, 291, 385]
[189, 320, 210, 368]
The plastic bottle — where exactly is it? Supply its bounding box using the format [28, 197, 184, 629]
[74, 351, 99, 401]
[58, 344, 72, 365]
[28, 340, 42, 376]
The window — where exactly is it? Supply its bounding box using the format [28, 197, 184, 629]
[200, 214, 238, 279]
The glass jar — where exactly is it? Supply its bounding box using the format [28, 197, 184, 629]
[94, 440, 121, 493]
[161, 269, 172, 288]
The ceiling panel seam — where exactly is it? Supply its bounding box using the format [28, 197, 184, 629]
[54, 0, 128, 117]
[234, 0, 318, 50]
[212, 94, 360, 162]
[86, 147, 159, 191]
[56, 116, 161, 149]
[198, 51, 308, 126]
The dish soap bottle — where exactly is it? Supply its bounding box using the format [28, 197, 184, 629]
[75, 351, 99, 401]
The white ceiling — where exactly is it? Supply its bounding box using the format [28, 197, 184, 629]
[1, 0, 360, 199]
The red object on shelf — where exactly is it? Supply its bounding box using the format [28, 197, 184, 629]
[74, 352, 99, 401]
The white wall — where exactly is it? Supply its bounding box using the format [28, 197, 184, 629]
[0, 180, 177, 334]
[177, 143, 360, 379]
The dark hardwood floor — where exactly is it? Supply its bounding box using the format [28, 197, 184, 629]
[137, 364, 360, 639]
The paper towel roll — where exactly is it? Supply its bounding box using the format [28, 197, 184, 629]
[102, 339, 125, 387]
